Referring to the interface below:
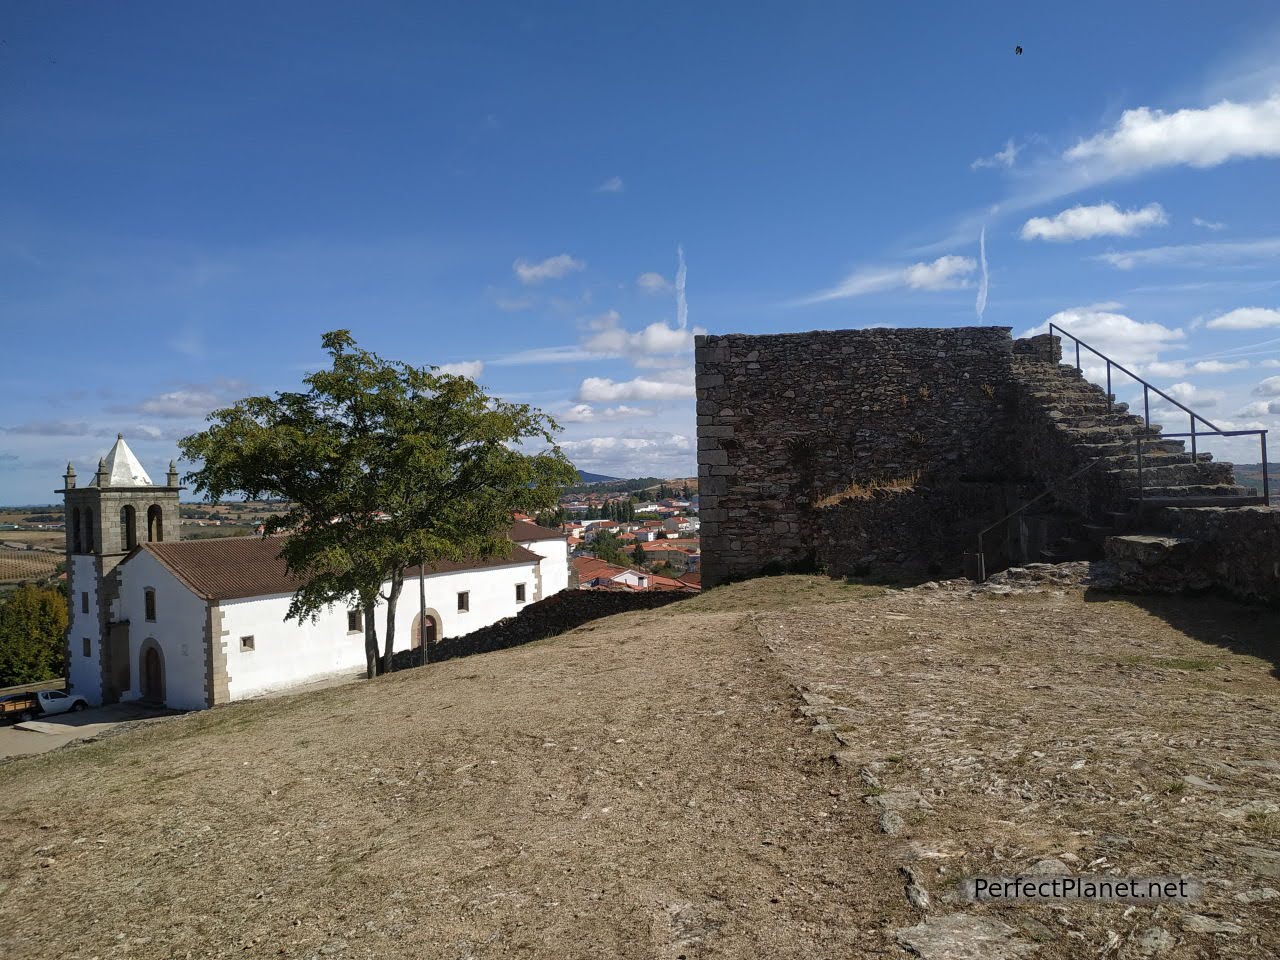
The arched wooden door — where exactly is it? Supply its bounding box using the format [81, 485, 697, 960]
[410, 612, 439, 650]
[141, 644, 165, 703]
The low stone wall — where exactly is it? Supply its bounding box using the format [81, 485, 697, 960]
[1106, 506, 1280, 606]
[1164, 506, 1278, 605]
[390, 589, 691, 670]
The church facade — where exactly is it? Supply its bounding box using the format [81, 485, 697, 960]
[62, 436, 570, 710]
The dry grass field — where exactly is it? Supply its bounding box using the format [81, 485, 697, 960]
[0, 574, 1276, 959]
[0, 548, 60, 583]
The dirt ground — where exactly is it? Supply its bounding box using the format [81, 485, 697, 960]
[0, 573, 1276, 960]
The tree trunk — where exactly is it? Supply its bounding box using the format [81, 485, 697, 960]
[380, 573, 404, 675]
[363, 598, 379, 679]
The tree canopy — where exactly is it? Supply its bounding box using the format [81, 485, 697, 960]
[0, 584, 68, 687]
[180, 330, 576, 676]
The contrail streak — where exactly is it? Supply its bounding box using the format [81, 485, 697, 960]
[675, 244, 688, 329]
[975, 226, 989, 321]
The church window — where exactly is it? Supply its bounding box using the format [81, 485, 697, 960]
[72, 508, 82, 552]
[347, 609, 363, 633]
[515, 583, 526, 603]
[84, 508, 95, 551]
[240, 635, 255, 652]
[83, 638, 92, 657]
[81, 592, 89, 614]
[144, 588, 156, 622]
[457, 591, 470, 612]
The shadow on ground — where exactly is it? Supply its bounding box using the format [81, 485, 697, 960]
[1084, 586, 1280, 678]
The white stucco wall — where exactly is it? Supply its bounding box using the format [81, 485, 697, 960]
[66, 554, 102, 704]
[515, 536, 570, 599]
[117, 551, 210, 711]
[219, 558, 541, 701]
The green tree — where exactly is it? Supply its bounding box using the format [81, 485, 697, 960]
[591, 530, 629, 567]
[631, 542, 647, 568]
[0, 584, 69, 686]
[180, 330, 575, 678]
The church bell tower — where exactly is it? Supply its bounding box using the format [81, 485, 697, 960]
[58, 435, 183, 704]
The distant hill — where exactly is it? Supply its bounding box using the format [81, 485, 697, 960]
[576, 470, 620, 484]
[1233, 463, 1278, 504]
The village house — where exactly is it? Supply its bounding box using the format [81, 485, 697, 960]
[571, 556, 693, 592]
[60, 436, 570, 711]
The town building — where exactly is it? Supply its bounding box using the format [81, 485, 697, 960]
[61, 436, 570, 710]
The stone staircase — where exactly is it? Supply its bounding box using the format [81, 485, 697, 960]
[1009, 353, 1263, 566]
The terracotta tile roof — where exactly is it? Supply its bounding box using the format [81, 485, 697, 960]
[138, 526, 543, 602]
[508, 520, 566, 542]
[572, 556, 629, 582]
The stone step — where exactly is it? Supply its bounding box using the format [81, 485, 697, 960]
[1105, 462, 1235, 486]
[1065, 425, 1164, 444]
[1078, 439, 1185, 457]
[1097, 452, 1214, 470]
[1134, 495, 1267, 509]
[1043, 403, 1141, 419]
[1139, 484, 1258, 498]
[1102, 533, 1214, 594]
[1104, 533, 1202, 565]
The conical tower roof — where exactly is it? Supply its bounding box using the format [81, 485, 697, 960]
[92, 434, 154, 487]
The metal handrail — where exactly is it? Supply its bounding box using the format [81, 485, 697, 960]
[1049, 322, 1268, 497]
[1050, 322, 1225, 456]
[973, 333, 1272, 580]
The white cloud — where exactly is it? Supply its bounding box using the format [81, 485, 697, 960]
[137, 390, 224, 418]
[1254, 376, 1280, 397]
[577, 372, 695, 403]
[595, 176, 624, 193]
[115, 380, 248, 420]
[803, 255, 975, 304]
[513, 254, 585, 285]
[1193, 359, 1251, 373]
[1020, 202, 1167, 242]
[637, 272, 671, 294]
[582, 314, 700, 357]
[559, 403, 647, 423]
[1064, 93, 1280, 174]
[0, 420, 93, 436]
[1192, 217, 1227, 231]
[1264, 359, 1280, 368]
[1096, 236, 1280, 270]
[903, 255, 976, 290]
[971, 139, 1020, 170]
[1143, 361, 1189, 378]
[557, 432, 695, 476]
[1163, 382, 1224, 409]
[436, 360, 484, 378]
[1022, 307, 1185, 369]
[1205, 307, 1280, 330]
[491, 345, 598, 366]
[1240, 399, 1280, 416]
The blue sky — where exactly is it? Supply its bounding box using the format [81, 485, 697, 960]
[3, 2, 1280, 504]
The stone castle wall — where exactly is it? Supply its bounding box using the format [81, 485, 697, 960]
[695, 327, 1022, 586]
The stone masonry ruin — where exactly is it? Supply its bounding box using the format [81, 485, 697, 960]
[695, 326, 1279, 605]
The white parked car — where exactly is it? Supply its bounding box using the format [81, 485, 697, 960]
[34, 690, 89, 716]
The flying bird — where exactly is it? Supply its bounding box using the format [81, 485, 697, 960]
[1015, 45, 1023, 55]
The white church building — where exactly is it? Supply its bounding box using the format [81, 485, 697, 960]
[61, 436, 570, 710]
